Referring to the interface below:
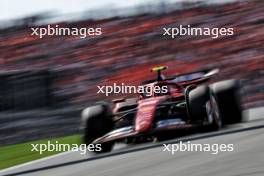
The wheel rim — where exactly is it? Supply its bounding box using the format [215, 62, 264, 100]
[206, 101, 213, 124]
[210, 95, 222, 128]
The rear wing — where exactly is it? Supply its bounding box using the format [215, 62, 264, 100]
[142, 68, 219, 85]
[169, 68, 219, 85]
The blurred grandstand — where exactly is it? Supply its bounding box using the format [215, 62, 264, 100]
[0, 0, 263, 145]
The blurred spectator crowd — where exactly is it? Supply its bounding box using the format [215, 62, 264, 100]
[0, 0, 263, 109]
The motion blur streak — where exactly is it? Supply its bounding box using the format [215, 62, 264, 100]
[23, 127, 264, 176]
[0, 0, 263, 108]
[0, 0, 263, 164]
[1, 107, 263, 176]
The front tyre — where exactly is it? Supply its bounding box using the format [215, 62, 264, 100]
[81, 103, 114, 153]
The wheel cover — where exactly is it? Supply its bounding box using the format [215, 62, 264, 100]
[210, 95, 222, 128]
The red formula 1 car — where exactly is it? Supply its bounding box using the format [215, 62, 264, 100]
[81, 66, 242, 153]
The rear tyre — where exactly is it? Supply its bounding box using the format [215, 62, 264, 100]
[210, 80, 242, 124]
[186, 85, 209, 122]
[81, 103, 114, 153]
[205, 93, 222, 131]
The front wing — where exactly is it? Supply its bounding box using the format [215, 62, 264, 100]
[93, 118, 198, 144]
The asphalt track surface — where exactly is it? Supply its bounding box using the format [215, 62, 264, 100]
[1, 107, 264, 176]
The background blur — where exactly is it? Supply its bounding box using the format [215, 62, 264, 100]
[0, 0, 263, 146]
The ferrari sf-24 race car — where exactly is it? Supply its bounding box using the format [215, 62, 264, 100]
[81, 66, 242, 153]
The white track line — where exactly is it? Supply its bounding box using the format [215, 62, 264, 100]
[1, 107, 263, 174]
[0, 150, 74, 174]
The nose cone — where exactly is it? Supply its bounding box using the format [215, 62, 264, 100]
[135, 106, 154, 132]
[135, 97, 165, 133]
